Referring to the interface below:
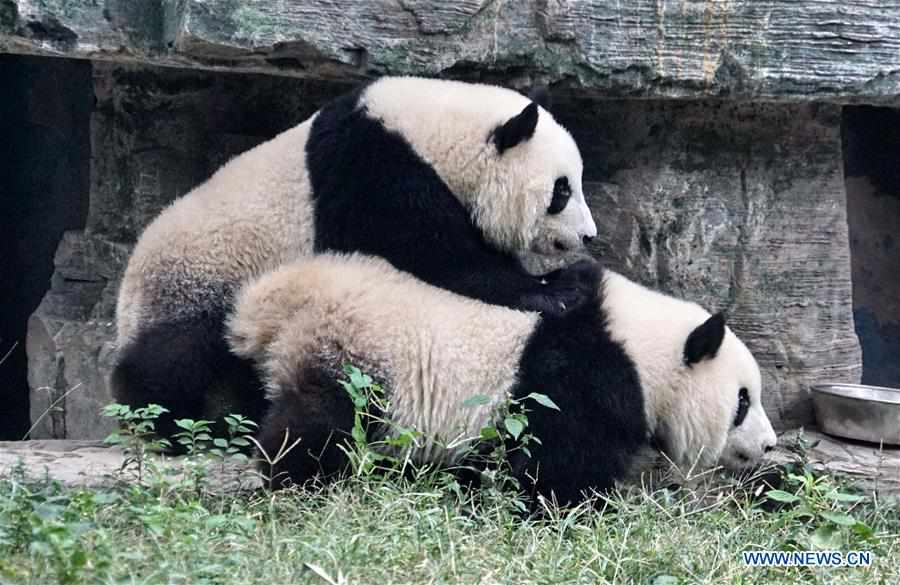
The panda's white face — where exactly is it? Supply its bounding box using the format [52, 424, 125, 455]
[480, 103, 596, 257]
[601, 272, 777, 473]
[670, 322, 778, 471]
[360, 77, 597, 269]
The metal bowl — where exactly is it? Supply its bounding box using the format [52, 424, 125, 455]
[811, 383, 900, 446]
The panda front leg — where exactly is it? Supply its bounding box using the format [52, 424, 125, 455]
[255, 365, 357, 489]
[522, 258, 601, 316]
[442, 255, 601, 317]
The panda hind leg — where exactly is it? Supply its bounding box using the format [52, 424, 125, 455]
[110, 314, 266, 449]
[255, 365, 356, 489]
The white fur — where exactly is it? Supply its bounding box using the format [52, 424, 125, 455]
[602, 272, 778, 470]
[227, 253, 539, 464]
[116, 119, 316, 344]
[229, 253, 777, 473]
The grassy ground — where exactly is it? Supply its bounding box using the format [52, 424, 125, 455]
[0, 455, 897, 585]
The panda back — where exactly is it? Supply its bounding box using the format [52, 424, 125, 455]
[229, 253, 540, 462]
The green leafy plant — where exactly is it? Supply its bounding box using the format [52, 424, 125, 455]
[337, 363, 421, 478]
[0, 466, 113, 584]
[467, 391, 559, 458]
[210, 414, 259, 480]
[210, 415, 258, 462]
[172, 418, 216, 497]
[461, 392, 560, 507]
[765, 467, 872, 550]
[172, 418, 214, 456]
[102, 403, 171, 483]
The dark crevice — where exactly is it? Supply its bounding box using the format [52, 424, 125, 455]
[0, 55, 92, 439]
[843, 106, 900, 388]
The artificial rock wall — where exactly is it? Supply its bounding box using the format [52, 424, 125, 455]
[4, 0, 886, 438]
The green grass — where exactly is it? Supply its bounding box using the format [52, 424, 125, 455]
[1, 461, 898, 585]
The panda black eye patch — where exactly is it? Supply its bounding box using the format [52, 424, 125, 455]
[734, 387, 750, 427]
[547, 177, 571, 215]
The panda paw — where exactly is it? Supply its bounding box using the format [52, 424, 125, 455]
[521, 258, 601, 316]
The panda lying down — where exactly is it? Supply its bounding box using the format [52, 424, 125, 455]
[227, 253, 777, 505]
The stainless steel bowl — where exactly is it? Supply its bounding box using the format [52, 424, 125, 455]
[811, 383, 900, 446]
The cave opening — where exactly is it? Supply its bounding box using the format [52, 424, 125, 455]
[843, 106, 900, 389]
[0, 55, 92, 440]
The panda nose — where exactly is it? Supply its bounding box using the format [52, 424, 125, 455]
[764, 444, 774, 453]
[582, 235, 594, 245]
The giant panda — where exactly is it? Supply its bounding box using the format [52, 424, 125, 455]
[111, 77, 598, 436]
[227, 253, 778, 505]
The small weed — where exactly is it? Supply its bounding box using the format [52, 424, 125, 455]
[337, 363, 422, 478]
[765, 467, 872, 550]
[172, 418, 215, 497]
[102, 403, 171, 483]
[211, 414, 258, 464]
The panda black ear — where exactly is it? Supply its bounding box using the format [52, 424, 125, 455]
[684, 312, 726, 367]
[493, 102, 539, 154]
[528, 87, 552, 112]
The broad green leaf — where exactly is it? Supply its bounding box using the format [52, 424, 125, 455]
[174, 419, 195, 430]
[810, 524, 841, 549]
[213, 438, 228, 448]
[526, 393, 560, 411]
[480, 426, 499, 440]
[852, 522, 875, 540]
[824, 491, 864, 503]
[765, 490, 800, 503]
[504, 417, 525, 440]
[821, 511, 858, 526]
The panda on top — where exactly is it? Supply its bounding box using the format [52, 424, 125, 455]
[227, 253, 778, 505]
[111, 77, 599, 437]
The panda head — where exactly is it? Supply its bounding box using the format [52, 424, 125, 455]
[360, 77, 597, 268]
[656, 312, 778, 472]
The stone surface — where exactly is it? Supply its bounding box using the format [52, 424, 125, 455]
[770, 430, 900, 500]
[26, 231, 130, 440]
[85, 62, 348, 243]
[0, 440, 259, 491]
[4, 1, 900, 103]
[21, 63, 863, 437]
[561, 98, 862, 428]
[0, 440, 126, 487]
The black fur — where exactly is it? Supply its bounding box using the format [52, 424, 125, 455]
[684, 312, 726, 366]
[491, 102, 540, 154]
[256, 365, 356, 488]
[528, 87, 552, 112]
[505, 266, 647, 506]
[308, 88, 593, 316]
[111, 310, 266, 448]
